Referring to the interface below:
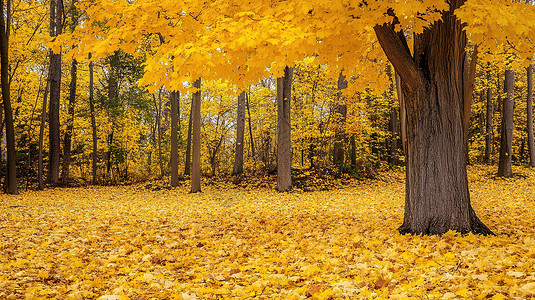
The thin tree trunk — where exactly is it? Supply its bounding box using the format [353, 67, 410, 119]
[89, 58, 98, 184]
[156, 91, 164, 178]
[246, 92, 256, 168]
[170, 91, 180, 186]
[498, 70, 515, 177]
[484, 88, 493, 164]
[48, 0, 63, 186]
[463, 46, 478, 148]
[395, 73, 407, 155]
[333, 72, 347, 168]
[277, 67, 293, 192]
[61, 58, 77, 185]
[374, 0, 493, 235]
[184, 95, 193, 176]
[38, 67, 50, 190]
[60, 0, 79, 185]
[232, 91, 246, 175]
[190, 79, 202, 193]
[106, 131, 113, 175]
[527, 65, 535, 167]
[0, 0, 17, 194]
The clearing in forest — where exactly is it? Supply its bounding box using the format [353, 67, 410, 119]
[1, 166, 534, 299]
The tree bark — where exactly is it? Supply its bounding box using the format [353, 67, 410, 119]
[374, 0, 493, 235]
[246, 92, 256, 169]
[38, 66, 50, 190]
[395, 73, 407, 155]
[61, 0, 79, 185]
[170, 90, 180, 186]
[48, 0, 63, 186]
[497, 70, 515, 177]
[87, 58, 98, 184]
[184, 94, 193, 176]
[333, 72, 347, 168]
[156, 91, 164, 178]
[277, 67, 293, 192]
[527, 65, 534, 167]
[463, 46, 478, 148]
[484, 88, 493, 164]
[232, 91, 246, 175]
[61, 58, 77, 185]
[0, 0, 17, 194]
[190, 79, 202, 193]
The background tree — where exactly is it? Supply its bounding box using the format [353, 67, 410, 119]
[498, 70, 515, 177]
[190, 79, 202, 193]
[232, 91, 246, 176]
[48, 0, 62, 185]
[277, 67, 293, 192]
[0, 0, 18, 194]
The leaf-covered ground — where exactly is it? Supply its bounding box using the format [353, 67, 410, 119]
[1, 166, 534, 300]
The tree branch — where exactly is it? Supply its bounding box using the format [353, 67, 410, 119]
[373, 24, 425, 92]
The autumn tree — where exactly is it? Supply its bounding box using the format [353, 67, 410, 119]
[374, 1, 493, 235]
[497, 70, 515, 177]
[170, 91, 180, 186]
[277, 67, 293, 192]
[48, 0, 62, 186]
[58, 0, 535, 234]
[61, 0, 79, 185]
[527, 65, 534, 167]
[0, 0, 18, 194]
[232, 91, 246, 176]
[190, 79, 202, 193]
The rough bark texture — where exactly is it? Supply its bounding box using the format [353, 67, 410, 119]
[0, 0, 17, 194]
[277, 67, 293, 192]
[485, 88, 493, 164]
[374, 1, 493, 235]
[170, 91, 180, 186]
[48, 0, 62, 186]
[61, 59, 77, 185]
[527, 65, 534, 167]
[89, 59, 98, 184]
[497, 70, 515, 177]
[190, 79, 202, 193]
[232, 91, 246, 175]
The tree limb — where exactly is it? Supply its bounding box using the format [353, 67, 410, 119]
[373, 24, 426, 92]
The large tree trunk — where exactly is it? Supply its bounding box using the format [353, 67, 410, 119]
[184, 97, 193, 176]
[232, 91, 246, 175]
[48, 0, 63, 186]
[190, 79, 202, 193]
[527, 65, 535, 167]
[374, 0, 493, 235]
[0, 0, 17, 194]
[170, 91, 180, 186]
[89, 58, 98, 184]
[497, 70, 515, 177]
[61, 59, 77, 185]
[484, 88, 493, 164]
[277, 67, 293, 192]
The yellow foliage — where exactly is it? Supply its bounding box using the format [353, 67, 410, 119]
[1, 166, 534, 298]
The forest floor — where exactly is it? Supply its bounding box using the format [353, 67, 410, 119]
[1, 165, 534, 299]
